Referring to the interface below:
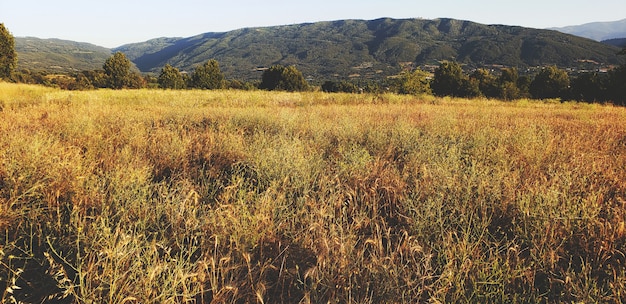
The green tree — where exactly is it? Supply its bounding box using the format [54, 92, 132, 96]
[470, 68, 498, 98]
[500, 67, 519, 84]
[158, 64, 185, 89]
[499, 81, 521, 101]
[571, 72, 607, 102]
[606, 48, 626, 105]
[259, 65, 308, 92]
[72, 73, 95, 90]
[431, 61, 467, 97]
[516, 75, 532, 98]
[103, 52, 133, 89]
[0, 23, 17, 80]
[496, 68, 522, 100]
[322, 80, 359, 93]
[191, 59, 224, 90]
[606, 64, 626, 106]
[400, 68, 432, 95]
[529, 65, 570, 100]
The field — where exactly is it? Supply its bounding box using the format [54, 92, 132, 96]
[1, 82, 625, 303]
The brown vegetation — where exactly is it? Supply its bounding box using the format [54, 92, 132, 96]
[1, 83, 625, 303]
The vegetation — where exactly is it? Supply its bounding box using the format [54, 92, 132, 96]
[431, 61, 475, 97]
[14, 37, 111, 73]
[259, 65, 308, 92]
[0, 23, 17, 80]
[113, 18, 623, 80]
[103, 52, 134, 89]
[7, 51, 626, 105]
[0, 83, 625, 303]
[529, 65, 571, 100]
[321, 80, 359, 93]
[399, 68, 432, 95]
[158, 64, 186, 89]
[190, 59, 225, 90]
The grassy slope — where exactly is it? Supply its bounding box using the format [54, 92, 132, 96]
[1, 83, 625, 303]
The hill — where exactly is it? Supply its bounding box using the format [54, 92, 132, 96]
[550, 18, 626, 41]
[15, 37, 111, 72]
[603, 38, 626, 48]
[114, 18, 623, 81]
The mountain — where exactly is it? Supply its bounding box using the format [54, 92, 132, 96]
[602, 38, 626, 48]
[114, 18, 623, 81]
[550, 19, 626, 41]
[15, 37, 111, 72]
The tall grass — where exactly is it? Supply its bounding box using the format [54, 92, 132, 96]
[0, 82, 625, 303]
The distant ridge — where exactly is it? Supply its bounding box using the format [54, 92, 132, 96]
[602, 38, 626, 48]
[15, 37, 111, 72]
[14, 18, 623, 79]
[114, 18, 622, 80]
[550, 18, 626, 41]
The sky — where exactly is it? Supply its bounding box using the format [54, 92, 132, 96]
[1, 0, 625, 48]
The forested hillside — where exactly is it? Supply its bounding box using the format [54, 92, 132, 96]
[15, 37, 111, 72]
[115, 18, 622, 80]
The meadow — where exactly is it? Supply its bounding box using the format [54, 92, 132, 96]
[0, 82, 625, 303]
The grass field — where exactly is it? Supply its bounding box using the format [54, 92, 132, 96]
[1, 82, 625, 303]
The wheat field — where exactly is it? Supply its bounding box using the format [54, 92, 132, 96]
[1, 83, 625, 303]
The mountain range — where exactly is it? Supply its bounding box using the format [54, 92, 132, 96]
[15, 18, 624, 81]
[550, 18, 626, 42]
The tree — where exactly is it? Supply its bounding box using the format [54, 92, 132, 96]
[606, 64, 626, 106]
[103, 52, 133, 89]
[606, 48, 626, 105]
[191, 59, 224, 89]
[496, 68, 522, 100]
[259, 65, 308, 92]
[431, 61, 467, 97]
[82, 70, 108, 88]
[529, 65, 570, 100]
[0, 23, 17, 80]
[500, 67, 519, 84]
[571, 72, 607, 103]
[470, 69, 498, 98]
[400, 68, 432, 95]
[158, 64, 185, 89]
[322, 80, 359, 93]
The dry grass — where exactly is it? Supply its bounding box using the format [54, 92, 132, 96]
[0, 82, 625, 303]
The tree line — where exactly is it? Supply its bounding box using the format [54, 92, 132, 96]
[1, 23, 625, 105]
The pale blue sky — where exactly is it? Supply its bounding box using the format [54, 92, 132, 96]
[1, 0, 625, 48]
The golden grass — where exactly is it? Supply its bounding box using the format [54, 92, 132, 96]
[1, 82, 625, 303]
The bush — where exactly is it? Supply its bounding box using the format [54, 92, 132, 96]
[529, 65, 570, 100]
[190, 59, 225, 90]
[259, 65, 308, 92]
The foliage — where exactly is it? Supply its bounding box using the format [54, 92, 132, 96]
[0, 23, 17, 80]
[158, 64, 185, 89]
[321, 80, 360, 93]
[103, 52, 134, 89]
[431, 61, 472, 97]
[259, 65, 308, 92]
[529, 65, 571, 99]
[470, 68, 498, 98]
[400, 68, 432, 95]
[497, 67, 522, 100]
[606, 64, 626, 106]
[1, 85, 625, 303]
[571, 72, 608, 102]
[190, 59, 225, 90]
